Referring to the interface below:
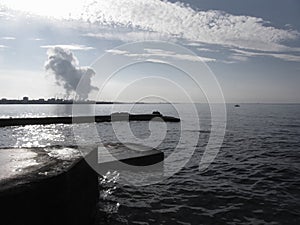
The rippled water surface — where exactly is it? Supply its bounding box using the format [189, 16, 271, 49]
[0, 104, 299, 224]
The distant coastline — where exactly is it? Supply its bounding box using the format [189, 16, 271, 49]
[0, 97, 111, 104]
[0, 97, 148, 105]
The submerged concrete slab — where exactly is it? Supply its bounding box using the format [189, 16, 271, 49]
[83, 143, 164, 178]
[98, 143, 164, 165]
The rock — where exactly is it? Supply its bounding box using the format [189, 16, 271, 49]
[0, 147, 98, 225]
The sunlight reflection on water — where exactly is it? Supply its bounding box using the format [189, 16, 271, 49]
[12, 124, 68, 148]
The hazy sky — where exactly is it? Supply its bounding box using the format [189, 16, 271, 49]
[0, 0, 299, 103]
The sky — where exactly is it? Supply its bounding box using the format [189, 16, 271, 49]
[0, 0, 299, 103]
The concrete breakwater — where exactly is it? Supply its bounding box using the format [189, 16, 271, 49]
[0, 112, 180, 127]
[0, 144, 164, 225]
[0, 147, 99, 225]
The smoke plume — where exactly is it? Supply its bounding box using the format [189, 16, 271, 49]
[45, 47, 98, 100]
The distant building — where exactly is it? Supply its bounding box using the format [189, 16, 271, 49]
[47, 98, 56, 103]
[23, 97, 29, 102]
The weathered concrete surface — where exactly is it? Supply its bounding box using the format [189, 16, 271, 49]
[84, 143, 164, 177]
[98, 143, 164, 166]
[0, 147, 99, 225]
[0, 144, 165, 224]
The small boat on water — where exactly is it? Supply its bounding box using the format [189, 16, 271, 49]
[234, 104, 240, 107]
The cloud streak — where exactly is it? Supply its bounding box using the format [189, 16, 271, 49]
[83, 30, 171, 42]
[1, 36, 15, 40]
[41, 44, 94, 51]
[231, 49, 300, 62]
[106, 48, 216, 63]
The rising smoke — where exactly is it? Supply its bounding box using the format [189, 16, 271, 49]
[45, 47, 98, 100]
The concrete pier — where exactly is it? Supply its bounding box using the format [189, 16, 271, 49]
[0, 144, 164, 225]
[0, 112, 180, 127]
[0, 147, 99, 225]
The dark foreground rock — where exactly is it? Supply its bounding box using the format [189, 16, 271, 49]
[0, 147, 99, 225]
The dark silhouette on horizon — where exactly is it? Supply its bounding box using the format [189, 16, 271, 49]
[0, 96, 113, 104]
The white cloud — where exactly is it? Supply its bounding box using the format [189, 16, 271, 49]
[145, 58, 168, 64]
[105, 47, 216, 63]
[0, 45, 7, 48]
[83, 30, 171, 42]
[29, 38, 43, 41]
[1, 36, 15, 40]
[105, 49, 129, 55]
[1, 0, 299, 62]
[41, 44, 94, 51]
[144, 48, 215, 62]
[78, 0, 299, 52]
[144, 48, 175, 56]
[197, 47, 218, 53]
[0, 0, 85, 19]
[227, 54, 248, 63]
[185, 43, 205, 47]
[2, 0, 298, 53]
[232, 49, 300, 62]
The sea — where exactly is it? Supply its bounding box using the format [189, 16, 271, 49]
[0, 103, 299, 225]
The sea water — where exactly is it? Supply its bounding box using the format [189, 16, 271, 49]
[0, 103, 299, 224]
